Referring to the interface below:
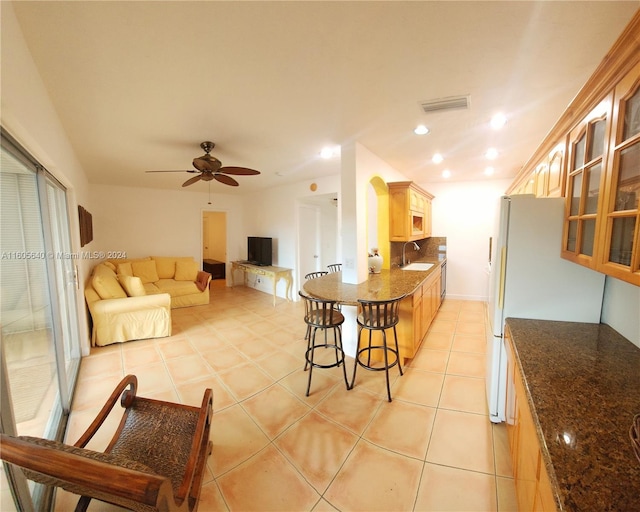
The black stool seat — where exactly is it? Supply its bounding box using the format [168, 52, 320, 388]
[351, 295, 405, 402]
[299, 291, 350, 396]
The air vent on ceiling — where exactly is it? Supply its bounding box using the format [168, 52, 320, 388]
[419, 95, 470, 114]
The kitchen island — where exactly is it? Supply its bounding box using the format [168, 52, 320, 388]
[303, 257, 445, 362]
[505, 318, 640, 512]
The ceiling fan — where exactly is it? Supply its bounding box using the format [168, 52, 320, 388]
[146, 141, 260, 187]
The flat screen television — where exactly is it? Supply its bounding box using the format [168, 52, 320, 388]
[247, 237, 272, 266]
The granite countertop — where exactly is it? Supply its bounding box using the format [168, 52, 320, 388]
[302, 257, 445, 305]
[505, 318, 640, 512]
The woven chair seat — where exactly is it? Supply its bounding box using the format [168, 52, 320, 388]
[1, 375, 213, 512]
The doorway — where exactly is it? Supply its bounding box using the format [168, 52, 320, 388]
[202, 211, 227, 279]
[297, 193, 339, 289]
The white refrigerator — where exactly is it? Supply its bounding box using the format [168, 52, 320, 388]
[486, 195, 606, 423]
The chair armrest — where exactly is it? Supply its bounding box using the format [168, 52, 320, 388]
[74, 375, 138, 448]
[0, 434, 175, 509]
[175, 388, 213, 501]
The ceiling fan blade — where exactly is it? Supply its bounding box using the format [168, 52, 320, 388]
[219, 166, 261, 176]
[182, 175, 203, 187]
[145, 170, 198, 173]
[214, 174, 239, 186]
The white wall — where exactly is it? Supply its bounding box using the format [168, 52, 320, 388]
[422, 179, 512, 301]
[2, 3, 93, 349]
[601, 277, 640, 348]
[241, 174, 340, 297]
[90, 184, 244, 267]
[341, 142, 407, 284]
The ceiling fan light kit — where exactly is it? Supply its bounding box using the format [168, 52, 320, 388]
[146, 141, 260, 188]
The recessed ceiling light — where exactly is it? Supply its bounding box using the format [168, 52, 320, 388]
[442, 169, 451, 178]
[414, 125, 430, 135]
[484, 167, 495, 176]
[490, 113, 507, 129]
[485, 147, 498, 160]
[320, 146, 340, 159]
[432, 153, 444, 164]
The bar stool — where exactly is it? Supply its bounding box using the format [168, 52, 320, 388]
[299, 291, 350, 397]
[303, 271, 329, 340]
[350, 296, 405, 402]
[305, 271, 328, 280]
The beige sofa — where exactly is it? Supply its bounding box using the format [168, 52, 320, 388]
[84, 256, 211, 346]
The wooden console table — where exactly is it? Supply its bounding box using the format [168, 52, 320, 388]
[231, 261, 293, 306]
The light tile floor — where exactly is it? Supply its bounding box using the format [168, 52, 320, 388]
[58, 280, 517, 511]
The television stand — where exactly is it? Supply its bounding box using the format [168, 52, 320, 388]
[230, 261, 293, 306]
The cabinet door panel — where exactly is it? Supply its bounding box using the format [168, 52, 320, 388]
[600, 61, 640, 284]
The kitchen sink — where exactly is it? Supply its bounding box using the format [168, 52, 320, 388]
[401, 262, 434, 271]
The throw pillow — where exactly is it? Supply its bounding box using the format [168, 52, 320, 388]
[153, 257, 177, 279]
[131, 260, 160, 284]
[92, 274, 127, 300]
[103, 261, 117, 272]
[118, 275, 146, 297]
[117, 262, 133, 277]
[175, 260, 198, 281]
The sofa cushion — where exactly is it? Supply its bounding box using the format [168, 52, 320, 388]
[131, 260, 159, 284]
[103, 261, 117, 272]
[92, 274, 127, 300]
[93, 263, 117, 278]
[153, 257, 176, 279]
[118, 275, 146, 297]
[155, 279, 200, 297]
[117, 262, 133, 277]
[175, 260, 198, 281]
[143, 282, 162, 295]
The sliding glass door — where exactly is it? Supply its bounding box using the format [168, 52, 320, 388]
[0, 132, 81, 510]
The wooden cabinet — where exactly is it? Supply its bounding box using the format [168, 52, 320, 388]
[388, 182, 434, 242]
[560, 62, 640, 285]
[504, 326, 558, 512]
[561, 96, 612, 267]
[598, 61, 640, 284]
[511, 143, 566, 198]
[396, 263, 442, 362]
[506, 13, 640, 285]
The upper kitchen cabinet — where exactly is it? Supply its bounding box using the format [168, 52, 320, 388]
[509, 142, 566, 198]
[598, 61, 640, 284]
[507, 11, 640, 286]
[388, 181, 434, 242]
[561, 97, 612, 267]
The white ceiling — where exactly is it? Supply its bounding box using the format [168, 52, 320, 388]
[9, 1, 639, 195]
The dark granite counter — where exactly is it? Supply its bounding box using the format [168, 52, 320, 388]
[302, 257, 445, 305]
[505, 318, 640, 512]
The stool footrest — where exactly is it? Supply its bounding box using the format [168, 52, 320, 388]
[306, 346, 346, 369]
[355, 346, 400, 371]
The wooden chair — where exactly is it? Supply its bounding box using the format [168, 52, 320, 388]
[327, 263, 342, 273]
[0, 375, 213, 512]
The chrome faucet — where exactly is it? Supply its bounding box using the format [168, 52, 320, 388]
[402, 241, 420, 267]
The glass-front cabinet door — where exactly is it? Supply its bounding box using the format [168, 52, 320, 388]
[600, 61, 640, 285]
[562, 97, 612, 267]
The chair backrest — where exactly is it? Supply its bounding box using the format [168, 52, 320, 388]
[357, 296, 404, 329]
[299, 291, 343, 327]
[327, 263, 342, 273]
[305, 271, 328, 280]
